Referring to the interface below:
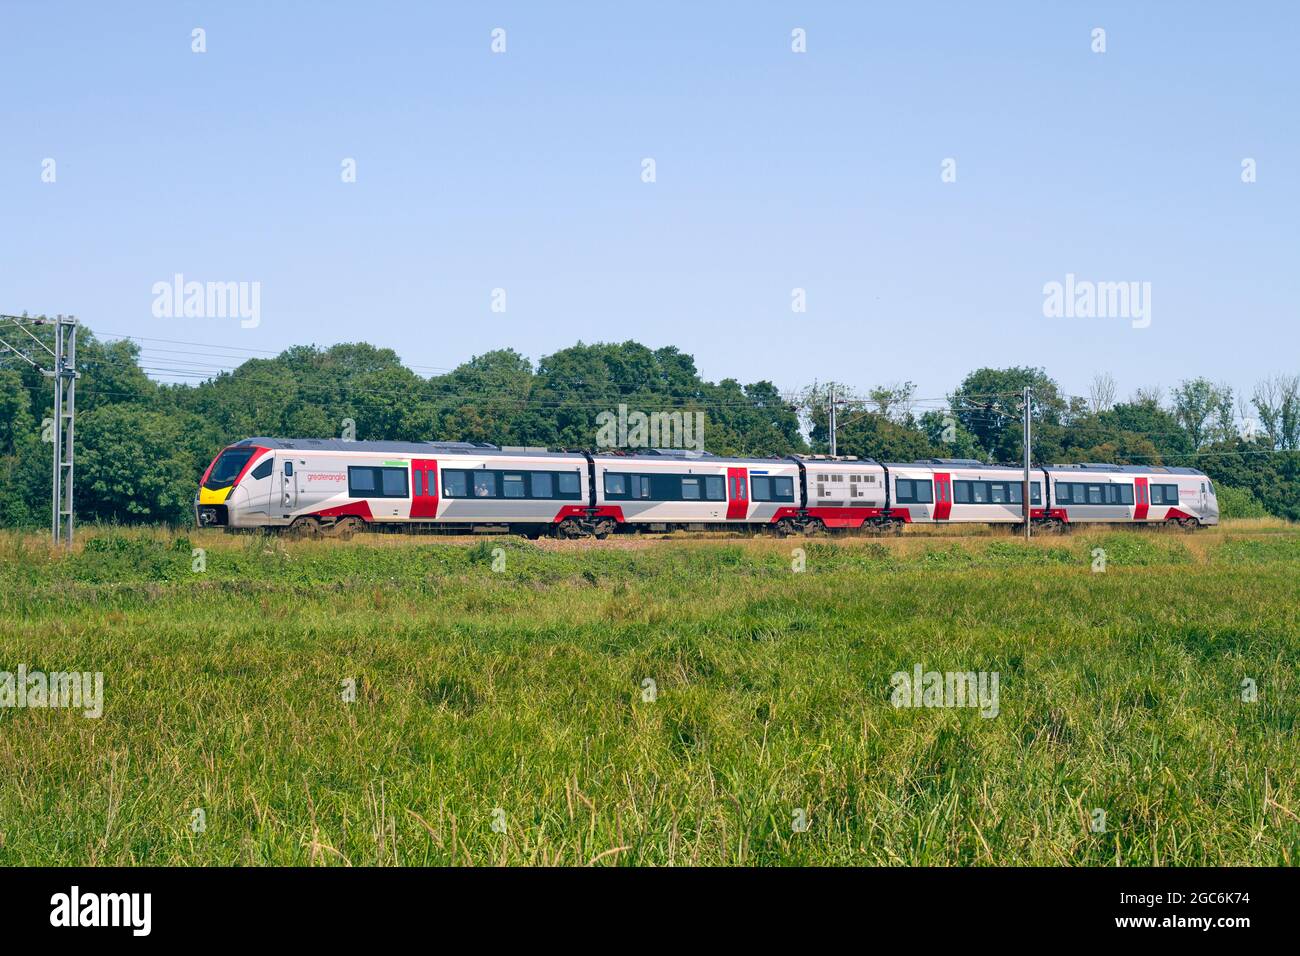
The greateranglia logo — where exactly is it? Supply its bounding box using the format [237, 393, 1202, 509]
[50, 886, 151, 936]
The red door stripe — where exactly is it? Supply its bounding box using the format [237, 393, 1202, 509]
[726, 467, 748, 520]
[410, 458, 439, 519]
[933, 472, 952, 520]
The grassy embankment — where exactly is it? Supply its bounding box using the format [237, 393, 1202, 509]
[0, 519, 1296, 865]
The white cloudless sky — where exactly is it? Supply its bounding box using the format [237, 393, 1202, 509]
[2, 1, 1296, 405]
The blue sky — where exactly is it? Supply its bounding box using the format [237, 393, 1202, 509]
[2, 1, 1295, 406]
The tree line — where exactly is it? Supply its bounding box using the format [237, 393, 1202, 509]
[0, 324, 1296, 525]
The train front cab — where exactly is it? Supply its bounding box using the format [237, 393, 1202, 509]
[196, 443, 270, 528]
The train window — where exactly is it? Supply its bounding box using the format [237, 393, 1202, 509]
[473, 472, 497, 497]
[283, 461, 294, 477]
[954, 482, 971, 503]
[1008, 483, 1021, 504]
[443, 470, 468, 497]
[1150, 483, 1178, 505]
[605, 474, 627, 497]
[347, 466, 408, 498]
[531, 473, 554, 498]
[558, 472, 580, 497]
[1119, 484, 1134, 504]
[503, 474, 526, 498]
[681, 478, 701, 500]
[630, 475, 651, 499]
[381, 468, 408, 497]
[750, 476, 795, 502]
[990, 483, 1007, 503]
[251, 459, 273, 480]
[349, 467, 376, 495]
[204, 447, 257, 489]
[895, 479, 933, 504]
[705, 476, 725, 500]
[972, 482, 989, 503]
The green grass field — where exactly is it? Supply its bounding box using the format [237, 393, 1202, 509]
[1, 520, 1297, 866]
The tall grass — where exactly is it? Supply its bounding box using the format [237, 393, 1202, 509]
[0, 522, 1296, 865]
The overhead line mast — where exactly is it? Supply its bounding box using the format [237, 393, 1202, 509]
[1, 313, 78, 546]
[1023, 385, 1032, 541]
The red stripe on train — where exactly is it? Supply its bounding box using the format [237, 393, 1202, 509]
[311, 501, 374, 520]
[1134, 477, 1149, 520]
[552, 505, 625, 523]
[769, 506, 889, 529]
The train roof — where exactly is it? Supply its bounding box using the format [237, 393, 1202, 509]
[883, 459, 1021, 469]
[591, 450, 805, 466]
[882, 458, 1207, 477]
[232, 437, 586, 458]
[1046, 463, 1207, 476]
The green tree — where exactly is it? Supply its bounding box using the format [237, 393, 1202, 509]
[77, 405, 201, 523]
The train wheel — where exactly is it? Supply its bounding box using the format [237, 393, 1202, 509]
[334, 516, 364, 540]
[288, 516, 321, 540]
[805, 518, 828, 536]
[774, 518, 799, 537]
[555, 518, 585, 539]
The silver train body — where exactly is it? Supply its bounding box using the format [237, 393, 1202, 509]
[196, 440, 1219, 536]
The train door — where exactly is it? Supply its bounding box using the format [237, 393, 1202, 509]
[1199, 481, 1208, 517]
[726, 467, 749, 520]
[933, 473, 952, 520]
[280, 458, 298, 513]
[1134, 477, 1149, 521]
[410, 458, 439, 519]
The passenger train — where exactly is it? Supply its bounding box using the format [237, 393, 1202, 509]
[196, 438, 1219, 537]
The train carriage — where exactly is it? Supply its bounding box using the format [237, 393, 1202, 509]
[1043, 464, 1218, 527]
[197, 438, 591, 537]
[885, 459, 1048, 526]
[590, 451, 802, 534]
[794, 458, 891, 531]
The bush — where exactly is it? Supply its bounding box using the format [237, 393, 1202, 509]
[1215, 484, 1269, 519]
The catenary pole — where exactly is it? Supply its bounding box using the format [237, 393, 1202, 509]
[1023, 385, 1032, 541]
